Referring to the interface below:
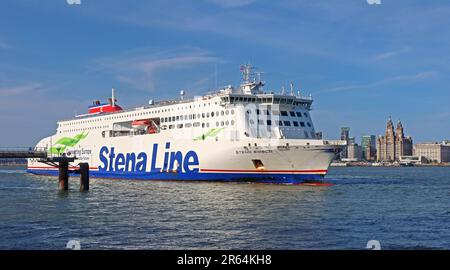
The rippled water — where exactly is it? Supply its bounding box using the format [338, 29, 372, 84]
[0, 166, 449, 249]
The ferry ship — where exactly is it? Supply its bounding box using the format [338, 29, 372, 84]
[27, 65, 345, 184]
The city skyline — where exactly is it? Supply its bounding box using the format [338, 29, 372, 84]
[1, 1, 450, 146]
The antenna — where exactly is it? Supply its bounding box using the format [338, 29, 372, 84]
[290, 82, 294, 96]
[255, 71, 263, 83]
[281, 86, 285, 95]
[240, 64, 252, 83]
[111, 88, 115, 107]
[180, 90, 186, 100]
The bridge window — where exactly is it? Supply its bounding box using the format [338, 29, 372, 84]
[283, 121, 291, 126]
[296, 112, 302, 117]
[290, 111, 296, 117]
[293, 121, 299, 127]
[267, 120, 272, 125]
[300, 122, 305, 127]
[281, 111, 288, 116]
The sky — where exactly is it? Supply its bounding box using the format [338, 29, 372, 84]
[1, 0, 449, 146]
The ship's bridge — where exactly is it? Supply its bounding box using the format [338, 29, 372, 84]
[218, 93, 313, 110]
[216, 64, 313, 110]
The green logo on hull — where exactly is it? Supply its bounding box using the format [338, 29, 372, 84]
[50, 132, 88, 154]
[193, 128, 225, 141]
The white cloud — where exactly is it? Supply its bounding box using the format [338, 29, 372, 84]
[372, 48, 410, 62]
[0, 82, 43, 96]
[314, 71, 437, 94]
[92, 47, 221, 91]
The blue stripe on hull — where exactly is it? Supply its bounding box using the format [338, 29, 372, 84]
[27, 169, 325, 184]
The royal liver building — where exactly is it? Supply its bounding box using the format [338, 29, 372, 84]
[376, 118, 413, 162]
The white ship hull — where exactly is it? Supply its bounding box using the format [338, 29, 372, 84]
[28, 136, 340, 183]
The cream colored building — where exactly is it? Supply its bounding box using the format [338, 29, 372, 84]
[377, 118, 413, 162]
[413, 142, 450, 163]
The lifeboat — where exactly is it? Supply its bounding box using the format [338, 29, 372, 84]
[132, 120, 151, 129]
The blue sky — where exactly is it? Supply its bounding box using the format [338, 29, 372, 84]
[1, 0, 449, 146]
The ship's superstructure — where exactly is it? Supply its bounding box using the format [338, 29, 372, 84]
[28, 65, 345, 183]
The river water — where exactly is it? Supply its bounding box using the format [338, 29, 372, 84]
[0, 166, 448, 249]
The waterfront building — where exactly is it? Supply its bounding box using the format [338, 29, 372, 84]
[347, 142, 362, 161]
[361, 135, 376, 161]
[376, 118, 413, 162]
[340, 127, 350, 159]
[413, 141, 450, 163]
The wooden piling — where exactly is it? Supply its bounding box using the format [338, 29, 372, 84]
[79, 162, 89, 191]
[58, 161, 69, 191]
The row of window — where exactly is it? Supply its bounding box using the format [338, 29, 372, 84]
[248, 109, 308, 118]
[165, 120, 236, 130]
[161, 110, 235, 123]
[249, 119, 312, 127]
[225, 96, 309, 106]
